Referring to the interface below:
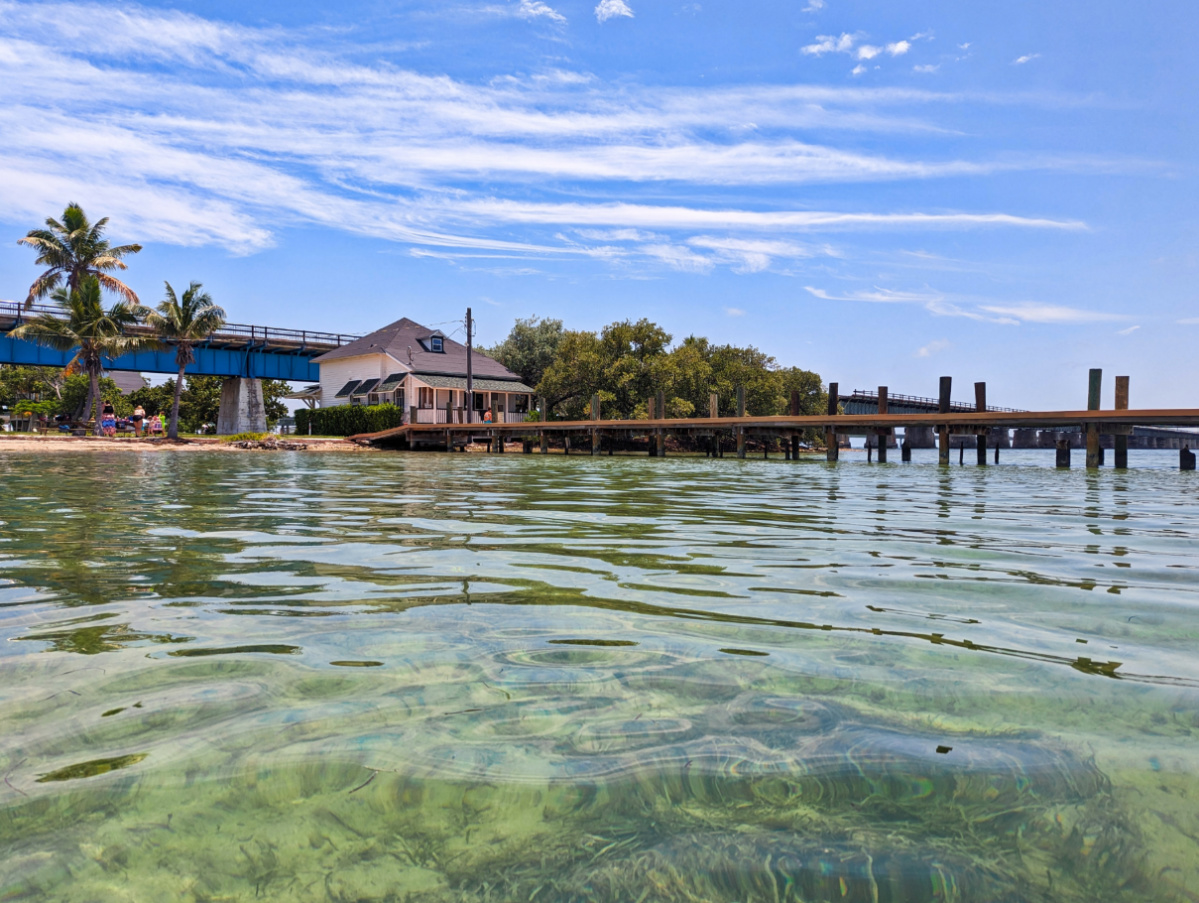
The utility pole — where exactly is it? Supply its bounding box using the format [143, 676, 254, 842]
[465, 307, 473, 423]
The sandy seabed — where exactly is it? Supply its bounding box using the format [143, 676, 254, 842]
[0, 435, 378, 453]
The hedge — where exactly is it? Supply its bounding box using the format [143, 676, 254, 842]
[294, 404, 406, 436]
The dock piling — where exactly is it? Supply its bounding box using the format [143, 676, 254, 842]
[1114, 376, 1129, 469]
[591, 394, 600, 455]
[938, 377, 952, 465]
[876, 386, 888, 463]
[975, 382, 988, 466]
[901, 437, 912, 462]
[825, 382, 839, 462]
[1056, 438, 1071, 468]
[736, 386, 746, 459]
[1086, 368, 1102, 469]
[1183, 447, 1196, 471]
[540, 430, 548, 454]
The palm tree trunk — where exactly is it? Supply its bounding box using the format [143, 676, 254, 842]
[89, 366, 103, 436]
[169, 367, 185, 440]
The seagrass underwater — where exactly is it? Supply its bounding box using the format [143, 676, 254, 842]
[0, 451, 1196, 901]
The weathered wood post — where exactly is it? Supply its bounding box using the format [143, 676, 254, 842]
[410, 404, 418, 427]
[1056, 437, 1071, 468]
[1086, 368, 1102, 469]
[901, 436, 912, 462]
[656, 391, 667, 457]
[564, 434, 570, 455]
[1114, 375, 1129, 469]
[445, 399, 453, 426]
[789, 389, 800, 461]
[540, 430, 548, 454]
[876, 386, 888, 463]
[825, 382, 839, 462]
[938, 377, 952, 465]
[1182, 447, 1197, 471]
[975, 382, 988, 466]
[591, 394, 601, 456]
[710, 393, 719, 419]
[647, 395, 656, 456]
[735, 386, 747, 459]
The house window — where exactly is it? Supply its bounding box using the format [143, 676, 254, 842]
[473, 392, 486, 411]
[394, 389, 405, 409]
[418, 386, 434, 409]
[429, 336, 444, 352]
[513, 394, 529, 414]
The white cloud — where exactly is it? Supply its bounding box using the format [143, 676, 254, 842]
[640, 243, 713, 273]
[1116, 324, 1140, 335]
[595, 0, 634, 23]
[979, 302, 1124, 324]
[850, 64, 867, 77]
[913, 64, 939, 73]
[517, 0, 566, 22]
[801, 33, 856, 56]
[1177, 317, 1199, 325]
[916, 339, 950, 358]
[802, 0, 825, 11]
[886, 41, 911, 56]
[1013, 53, 1040, 65]
[0, 2, 1098, 269]
[856, 45, 882, 60]
[958, 42, 971, 50]
[724, 307, 746, 316]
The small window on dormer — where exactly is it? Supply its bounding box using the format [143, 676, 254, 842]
[429, 336, 444, 352]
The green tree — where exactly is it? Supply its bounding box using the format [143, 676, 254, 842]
[483, 316, 563, 390]
[18, 203, 142, 309]
[61, 374, 130, 420]
[0, 365, 66, 408]
[142, 282, 227, 439]
[10, 278, 153, 434]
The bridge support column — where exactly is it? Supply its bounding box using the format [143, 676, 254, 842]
[217, 377, 267, 435]
[904, 426, 935, 448]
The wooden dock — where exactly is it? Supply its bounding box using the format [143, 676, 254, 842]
[351, 373, 1199, 470]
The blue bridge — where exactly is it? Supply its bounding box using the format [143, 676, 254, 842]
[1, 301, 358, 383]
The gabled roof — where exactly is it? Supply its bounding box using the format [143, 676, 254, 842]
[312, 316, 518, 381]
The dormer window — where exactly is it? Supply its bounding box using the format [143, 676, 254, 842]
[429, 335, 444, 352]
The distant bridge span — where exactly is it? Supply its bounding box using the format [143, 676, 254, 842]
[0, 301, 359, 382]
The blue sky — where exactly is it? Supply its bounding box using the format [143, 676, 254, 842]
[1, 0, 1196, 408]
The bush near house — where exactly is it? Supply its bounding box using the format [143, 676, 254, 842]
[294, 404, 405, 436]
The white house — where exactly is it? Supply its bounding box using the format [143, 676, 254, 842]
[299, 317, 534, 423]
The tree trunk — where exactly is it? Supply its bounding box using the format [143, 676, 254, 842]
[89, 366, 103, 436]
[169, 366, 185, 440]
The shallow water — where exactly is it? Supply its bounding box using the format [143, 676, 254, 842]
[0, 449, 1197, 902]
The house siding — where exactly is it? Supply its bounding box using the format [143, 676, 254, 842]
[318, 354, 404, 407]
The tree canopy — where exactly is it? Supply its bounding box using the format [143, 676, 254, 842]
[486, 316, 825, 422]
[17, 203, 142, 308]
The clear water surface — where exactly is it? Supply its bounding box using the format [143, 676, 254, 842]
[1, 449, 1197, 902]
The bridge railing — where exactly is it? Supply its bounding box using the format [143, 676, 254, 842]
[844, 389, 1026, 414]
[0, 301, 358, 350]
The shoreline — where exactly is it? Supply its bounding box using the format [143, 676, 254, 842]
[0, 434, 378, 453]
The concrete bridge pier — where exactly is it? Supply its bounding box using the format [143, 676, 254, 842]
[1012, 428, 1038, 449]
[217, 377, 267, 435]
[989, 428, 1011, 448]
[903, 426, 936, 448]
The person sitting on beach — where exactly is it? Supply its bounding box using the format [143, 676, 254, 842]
[483, 407, 493, 423]
[131, 405, 146, 437]
[148, 414, 163, 436]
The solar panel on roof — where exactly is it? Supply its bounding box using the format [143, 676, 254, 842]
[334, 380, 361, 398]
[353, 378, 380, 396]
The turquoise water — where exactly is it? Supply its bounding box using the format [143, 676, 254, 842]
[1, 449, 1197, 902]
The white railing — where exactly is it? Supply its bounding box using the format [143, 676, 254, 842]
[411, 409, 528, 425]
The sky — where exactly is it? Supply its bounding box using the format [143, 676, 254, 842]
[0, 0, 1196, 409]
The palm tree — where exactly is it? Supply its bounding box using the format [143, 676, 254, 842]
[18, 203, 143, 309]
[143, 282, 226, 439]
[10, 277, 152, 435]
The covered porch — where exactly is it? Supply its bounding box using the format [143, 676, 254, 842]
[409, 374, 534, 424]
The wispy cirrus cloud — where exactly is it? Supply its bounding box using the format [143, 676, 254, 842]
[979, 302, 1124, 323]
[1013, 53, 1040, 65]
[595, 0, 633, 23]
[916, 339, 950, 357]
[804, 285, 1126, 326]
[0, 1, 1103, 274]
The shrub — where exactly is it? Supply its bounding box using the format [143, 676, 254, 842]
[220, 432, 268, 443]
[294, 404, 406, 437]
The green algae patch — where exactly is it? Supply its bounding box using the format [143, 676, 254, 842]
[719, 647, 769, 656]
[168, 644, 301, 657]
[36, 753, 147, 783]
[548, 639, 638, 647]
[330, 660, 383, 667]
